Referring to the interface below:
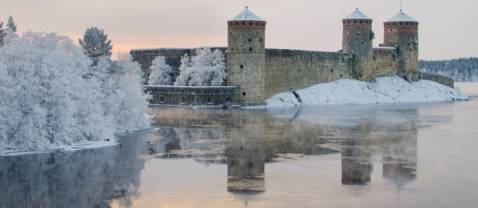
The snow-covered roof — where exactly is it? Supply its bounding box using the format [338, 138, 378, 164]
[230, 7, 265, 21]
[344, 8, 371, 20]
[387, 10, 417, 22]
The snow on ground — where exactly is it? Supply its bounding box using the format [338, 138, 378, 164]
[0, 140, 117, 156]
[266, 76, 468, 108]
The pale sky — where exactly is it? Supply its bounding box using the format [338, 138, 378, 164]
[1, 0, 477, 60]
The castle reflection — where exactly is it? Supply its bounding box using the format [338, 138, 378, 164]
[150, 107, 420, 193]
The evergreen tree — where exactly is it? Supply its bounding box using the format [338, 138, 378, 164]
[7, 16, 16, 33]
[420, 58, 478, 82]
[149, 56, 173, 85]
[79, 27, 113, 65]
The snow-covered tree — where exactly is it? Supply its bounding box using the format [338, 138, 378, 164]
[103, 54, 150, 132]
[420, 58, 478, 82]
[7, 16, 16, 33]
[174, 54, 193, 86]
[174, 48, 226, 86]
[79, 27, 112, 64]
[0, 22, 5, 45]
[149, 56, 173, 85]
[0, 32, 149, 151]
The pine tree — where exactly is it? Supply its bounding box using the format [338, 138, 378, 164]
[149, 56, 173, 85]
[7, 16, 16, 33]
[79, 27, 113, 65]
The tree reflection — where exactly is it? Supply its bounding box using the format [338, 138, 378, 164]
[0, 135, 145, 208]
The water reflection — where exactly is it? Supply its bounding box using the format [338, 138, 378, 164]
[0, 104, 444, 207]
[0, 134, 146, 208]
[226, 127, 266, 193]
[150, 106, 423, 193]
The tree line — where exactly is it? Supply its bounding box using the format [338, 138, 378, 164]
[419, 57, 478, 82]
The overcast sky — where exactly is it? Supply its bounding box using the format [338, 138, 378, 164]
[1, 0, 476, 60]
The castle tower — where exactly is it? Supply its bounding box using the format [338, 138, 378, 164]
[383, 10, 419, 78]
[227, 7, 266, 104]
[342, 8, 374, 80]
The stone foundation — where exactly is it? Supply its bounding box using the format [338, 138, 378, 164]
[146, 85, 241, 106]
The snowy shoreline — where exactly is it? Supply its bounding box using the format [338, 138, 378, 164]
[0, 140, 118, 156]
[266, 76, 469, 108]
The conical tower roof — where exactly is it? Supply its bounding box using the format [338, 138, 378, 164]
[230, 7, 265, 21]
[387, 10, 417, 22]
[344, 8, 371, 20]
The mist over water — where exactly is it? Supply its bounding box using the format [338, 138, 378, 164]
[1, 85, 478, 208]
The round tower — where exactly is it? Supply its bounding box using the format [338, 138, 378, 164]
[342, 8, 374, 57]
[383, 10, 419, 78]
[342, 8, 374, 80]
[227, 7, 266, 104]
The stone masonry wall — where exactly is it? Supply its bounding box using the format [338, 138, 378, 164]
[227, 21, 266, 103]
[146, 85, 241, 106]
[418, 72, 454, 88]
[264, 49, 354, 98]
[362, 47, 398, 79]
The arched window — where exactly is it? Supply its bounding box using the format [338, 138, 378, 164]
[249, 47, 253, 52]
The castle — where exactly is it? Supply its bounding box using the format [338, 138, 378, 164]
[132, 7, 452, 105]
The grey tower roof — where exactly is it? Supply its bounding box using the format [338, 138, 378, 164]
[387, 10, 417, 22]
[344, 8, 371, 20]
[230, 7, 265, 21]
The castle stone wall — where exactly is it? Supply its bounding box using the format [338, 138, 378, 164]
[419, 72, 454, 88]
[264, 49, 354, 98]
[146, 85, 241, 106]
[227, 21, 266, 103]
[383, 22, 419, 75]
[362, 47, 398, 79]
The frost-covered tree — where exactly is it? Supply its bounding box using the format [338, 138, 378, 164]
[174, 54, 193, 86]
[0, 22, 5, 45]
[0, 32, 109, 150]
[102, 54, 151, 132]
[7, 16, 16, 33]
[79, 27, 112, 64]
[149, 56, 173, 85]
[0, 32, 149, 151]
[174, 48, 226, 86]
[420, 57, 478, 82]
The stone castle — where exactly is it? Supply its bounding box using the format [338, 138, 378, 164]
[132, 7, 452, 105]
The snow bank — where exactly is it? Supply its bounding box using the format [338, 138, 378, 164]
[266, 76, 468, 108]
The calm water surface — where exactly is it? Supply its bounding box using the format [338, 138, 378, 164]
[1, 87, 478, 208]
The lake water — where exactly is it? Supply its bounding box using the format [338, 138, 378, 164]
[1, 84, 477, 208]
